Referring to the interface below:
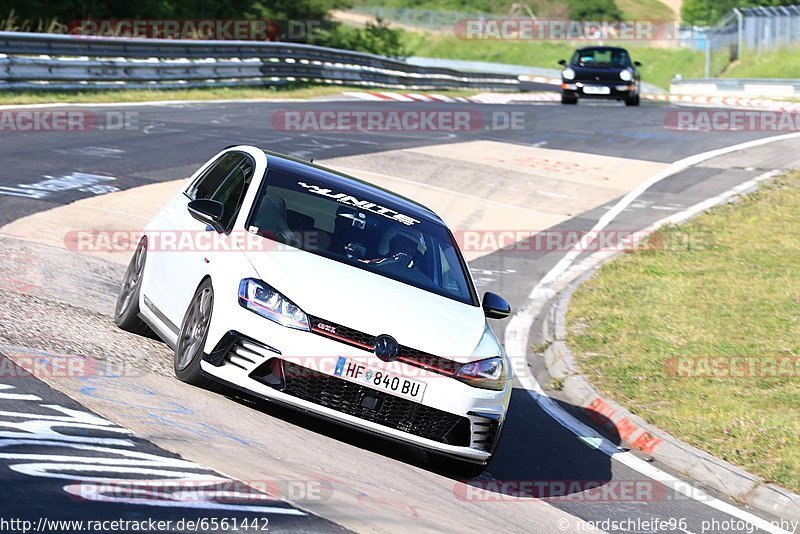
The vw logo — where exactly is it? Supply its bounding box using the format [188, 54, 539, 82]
[373, 335, 399, 362]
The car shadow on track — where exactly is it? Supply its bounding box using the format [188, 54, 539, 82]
[218, 383, 619, 497]
[471, 387, 618, 498]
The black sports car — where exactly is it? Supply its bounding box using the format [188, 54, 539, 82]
[558, 46, 641, 106]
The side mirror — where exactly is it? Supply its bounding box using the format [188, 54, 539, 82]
[482, 292, 511, 320]
[634, 61, 642, 67]
[188, 199, 225, 233]
[558, 59, 567, 66]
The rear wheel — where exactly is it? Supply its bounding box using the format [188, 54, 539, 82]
[114, 237, 151, 336]
[174, 279, 217, 389]
[427, 452, 488, 479]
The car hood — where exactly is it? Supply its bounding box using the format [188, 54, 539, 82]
[241, 244, 488, 361]
[571, 66, 627, 82]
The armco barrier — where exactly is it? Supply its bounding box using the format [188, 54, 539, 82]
[671, 78, 800, 98]
[0, 31, 521, 91]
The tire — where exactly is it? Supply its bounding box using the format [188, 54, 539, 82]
[174, 278, 218, 389]
[561, 93, 578, 105]
[625, 94, 640, 106]
[427, 452, 488, 479]
[114, 237, 152, 336]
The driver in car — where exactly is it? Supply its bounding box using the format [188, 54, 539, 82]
[360, 229, 424, 269]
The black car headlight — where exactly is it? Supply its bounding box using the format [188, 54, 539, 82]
[455, 357, 507, 390]
[562, 67, 576, 81]
[238, 278, 309, 331]
[620, 70, 632, 82]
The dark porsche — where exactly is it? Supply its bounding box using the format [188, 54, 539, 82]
[558, 46, 642, 106]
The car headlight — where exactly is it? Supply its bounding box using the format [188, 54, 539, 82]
[456, 357, 507, 390]
[562, 67, 576, 81]
[619, 70, 632, 81]
[238, 278, 309, 330]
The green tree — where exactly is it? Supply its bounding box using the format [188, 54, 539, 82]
[568, 0, 623, 20]
[682, 0, 800, 25]
[315, 18, 409, 57]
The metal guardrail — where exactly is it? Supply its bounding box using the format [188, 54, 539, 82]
[671, 78, 800, 98]
[0, 31, 521, 91]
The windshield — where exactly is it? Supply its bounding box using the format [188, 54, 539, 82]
[571, 49, 631, 68]
[247, 166, 477, 306]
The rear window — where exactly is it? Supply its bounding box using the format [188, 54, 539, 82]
[247, 167, 477, 306]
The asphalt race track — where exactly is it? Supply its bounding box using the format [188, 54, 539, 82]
[1, 96, 798, 533]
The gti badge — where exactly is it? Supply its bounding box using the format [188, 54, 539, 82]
[317, 322, 337, 334]
[373, 335, 399, 362]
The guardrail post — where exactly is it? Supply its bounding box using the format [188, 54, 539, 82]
[734, 8, 744, 57]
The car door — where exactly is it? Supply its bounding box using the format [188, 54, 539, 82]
[145, 152, 255, 330]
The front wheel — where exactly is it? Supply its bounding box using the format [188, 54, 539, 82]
[625, 94, 640, 106]
[427, 452, 489, 479]
[561, 93, 578, 105]
[174, 278, 217, 388]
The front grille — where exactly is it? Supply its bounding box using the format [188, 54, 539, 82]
[307, 315, 461, 376]
[271, 360, 471, 446]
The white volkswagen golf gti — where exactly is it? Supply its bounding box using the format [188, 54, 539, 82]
[115, 145, 512, 475]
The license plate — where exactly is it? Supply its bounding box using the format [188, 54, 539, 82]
[583, 85, 611, 95]
[334, 357, 426, 402]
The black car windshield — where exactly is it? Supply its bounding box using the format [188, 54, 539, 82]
[248, 166, 476, 306]
[571, 48, 631, 67]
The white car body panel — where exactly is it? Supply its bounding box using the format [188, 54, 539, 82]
[133, 146, 511, 463]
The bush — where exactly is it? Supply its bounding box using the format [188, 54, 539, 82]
[567, 0, 623, 20]
[315, 18, 410, 58]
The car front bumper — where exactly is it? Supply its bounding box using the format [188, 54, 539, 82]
[199, 296, 511, 464]
[562, 81, 638, 99]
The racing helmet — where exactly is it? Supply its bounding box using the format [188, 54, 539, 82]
[378, 226, 427, 257]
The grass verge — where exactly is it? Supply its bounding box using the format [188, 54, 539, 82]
[0, 84, 478, 106]
[722, 47, 800, 79]
[567, 171, 800, 492]
[403, 33, 706, 89]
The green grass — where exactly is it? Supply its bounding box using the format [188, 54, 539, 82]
[567, 172, 800, 492]
[352, 0, 674, 19]
[615, 0, 675, 19]
[723, 46, 800, 79]
[0, 84, 478, 105]
[404, 32, 706, 89]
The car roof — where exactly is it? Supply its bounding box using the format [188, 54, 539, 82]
[575, 46, 630, 53]
[252, 148, 444, 226]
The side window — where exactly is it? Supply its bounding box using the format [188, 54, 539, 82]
[213, 157, 255, 231]
[187, 153, 244, 201]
